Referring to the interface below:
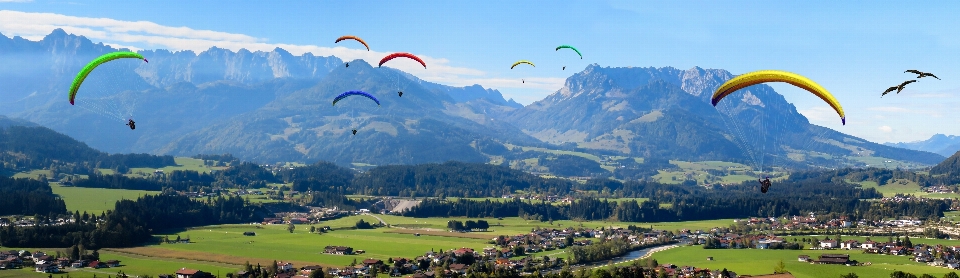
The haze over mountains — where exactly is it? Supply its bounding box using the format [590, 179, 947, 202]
[884, 134, 960, 158]
[0, 29, 945, 168]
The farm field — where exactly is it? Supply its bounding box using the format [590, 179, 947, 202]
[145, 222, 494, 267]
[51, 184, 159, 214]
[650, 245, 957, 278]
[0, 248, 239, 278]
[852, 179, 922, 197]
[127, 157, 227, 178]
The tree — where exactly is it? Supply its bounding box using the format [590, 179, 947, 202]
[840, 273, 859, 278]
[287, 222, 295, 233]
[944, 273, 960, 278]
[773, 259, 787, 274]
[310, 226, 316, 233]
[309, 269, 323, 278]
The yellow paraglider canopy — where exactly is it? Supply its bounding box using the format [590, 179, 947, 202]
[711, 70, 845, 125]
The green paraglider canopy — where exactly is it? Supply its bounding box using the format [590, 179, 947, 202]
[68, 51, 147, 105]
[555, 45, 582, 59]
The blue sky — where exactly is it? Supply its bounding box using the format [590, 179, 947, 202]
[1, 0, 959, 144]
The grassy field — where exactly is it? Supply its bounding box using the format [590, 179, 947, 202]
[147, 222, 494, 268]
[849, 179, 930, 198]
[0, 248, 240, 278]
[651, 245, 956, 278]
[128, 157, 227, 177]
[51, 184, 159, 214]
[11, 169, 51, 179]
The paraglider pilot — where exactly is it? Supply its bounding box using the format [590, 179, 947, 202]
[398, 91, 403, 97]
[759, 177, 772, 193]
[345, 62, 349, 68]
[126, 119, 136, 130]
[352, 129, 357, 135]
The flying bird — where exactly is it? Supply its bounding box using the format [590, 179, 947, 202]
[882, 80, 917, 96]
[905, 70, 939, 80]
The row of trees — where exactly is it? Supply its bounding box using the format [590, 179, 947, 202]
[446, 219, 490, 232]
[0, 176, 67, 216]
[0, 194, 266, 248]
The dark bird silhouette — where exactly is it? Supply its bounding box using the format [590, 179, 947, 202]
[398, 91, 403, 97]
[905, 70, 939, 80]
[352, 129, 357, 135]
[882, 80, 917, 96]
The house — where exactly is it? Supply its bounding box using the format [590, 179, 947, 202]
[300, 265, 322, 274]
[56, 257, 71, 268]
[323, 246, 354, 255]
[798, 255, 810, 262]
[71, 260, 87, 268]
[362, 259, 383, 266]
[0, 259, 11, 270]
[34, 263, 59, 273]
[862, 241, 877, 250]
[33, 255, 53, 264]
[819, 240, 838, 249]
[890, 246, 906, 255]
[88, 260, 108, 269]
[840, 240, 860, 250]
[449, 263, 467, 274]
[106, 260, 121, 267]
[815, 254, 850, 265]
[176, 268, 215, 278]
[277, 261, 293, 272]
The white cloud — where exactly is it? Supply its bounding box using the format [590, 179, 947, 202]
[879, 125, 893, 133]
[0, 10, 563, 104]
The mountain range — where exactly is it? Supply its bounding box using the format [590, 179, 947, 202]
[0, 29, 946, 169]
[884, 134, 960, 158]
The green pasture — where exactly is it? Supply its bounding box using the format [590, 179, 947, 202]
[151, 221, 494, 267]
[128, 157, 223, 177]
[849, 179, 923, 197]
[651, 245, 956, 278]
[51, 184, 159, 214]
[0, 248, 239, 278]
[11, 169, 51, 179]
[511, 145, 602, 162]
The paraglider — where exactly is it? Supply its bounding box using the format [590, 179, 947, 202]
[126, 119, 136, 130]
[905, 70, 940, 80]
[68, 51, 148, 105]
[379, 52, 426, 69]
[352, 129, 358, 135]
[882, 80, 917, 96]
[759, 177, 772, 193]
[711, 70, 846, 125]
[398, 91, 403, 97]
[332, 91, 381, 106]
[335, 35, 370, 51]
[555, 45, 582, 59]
[511, 60, 535, 69]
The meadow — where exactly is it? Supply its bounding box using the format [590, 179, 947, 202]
[51, 184, 159, 214]
[0, 248, 239, 278]
[127, 157, 227, 178]
[649, 245, 957, 278]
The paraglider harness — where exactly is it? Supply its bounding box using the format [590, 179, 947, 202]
[126, 119, 136, 130]
[352, 129, 357, 135]
[759, 177, 772, 193]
